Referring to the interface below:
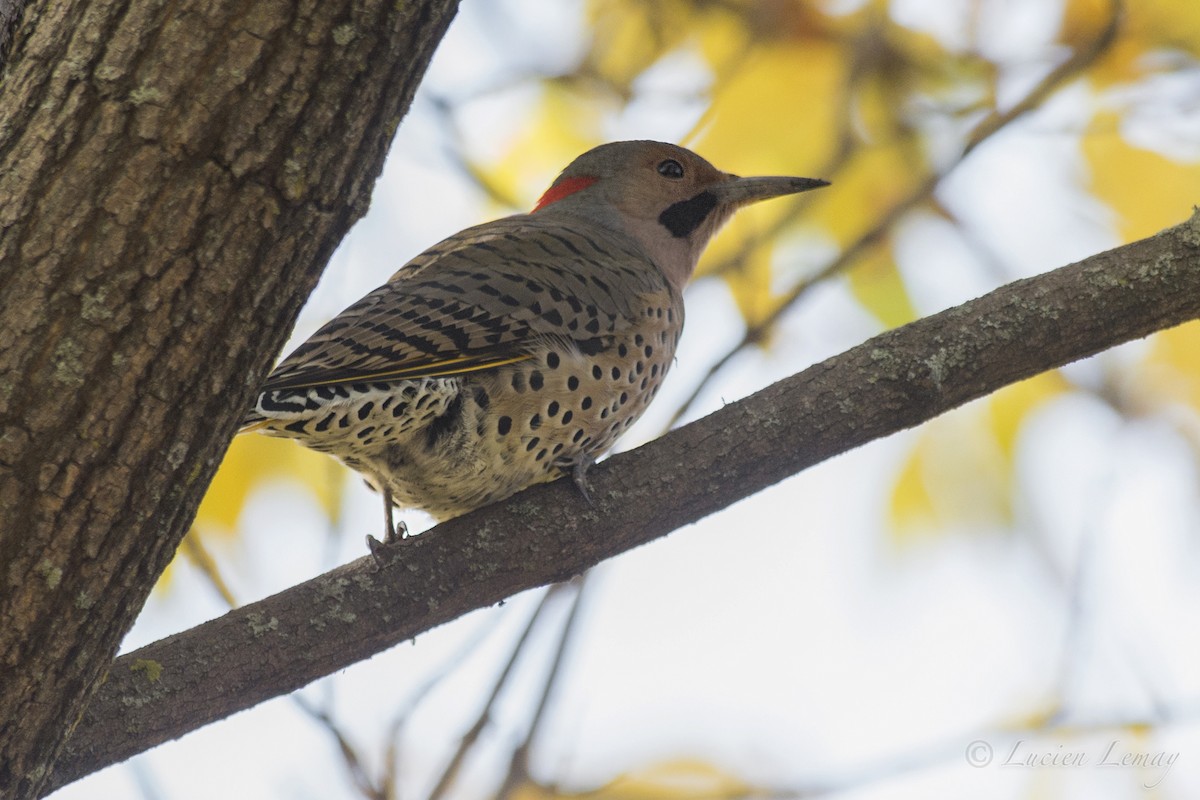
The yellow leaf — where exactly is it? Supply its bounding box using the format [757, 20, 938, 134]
[1139, 321, 1200, 411]
[1000, 703, 1065, 732]
[483, 82, 608, 211]
[156, 435, 347, 594]
[702, 221, 777, 328]
[1067, 0, 1200, 87]
[194, 434, 347, 537]
[1118, 0, 1200, 56]
[698, 39, 845, 175]
[845, 241, 918, 328]
[1060, 0, 1120, 49]
[593, 759, 754, 800]
[502, 759, 756, 800]
[988, 371, 1071, 460]
[586, 0, 724, 90]
[890, 374, 1067, 538]
[811, 143, 928, 248]
[1082, 112, 1200, 242]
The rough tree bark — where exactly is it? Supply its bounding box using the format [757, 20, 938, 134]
[0, 1, 459, 797]
[45, 212, 1200, 793]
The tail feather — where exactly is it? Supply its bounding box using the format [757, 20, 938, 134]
[239, 394, 269, 433]
[239, 414, 269, 434]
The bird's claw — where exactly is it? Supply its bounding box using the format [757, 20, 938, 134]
[369, 486, 408, 568]
[572, 457, 596, 507]
[367, 520, 409, 568]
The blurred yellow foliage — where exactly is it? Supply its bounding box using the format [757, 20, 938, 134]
[846, 241, 918, 328]
[506, 759, 756, 800]
[890, 373, 1069, 538]
[1139, 321, 1200, 412]
[478, 82, 610, 213]
[195, 434, 346, 535]
[162, 435, 346, 593]
[1083, 112, 1200, 241]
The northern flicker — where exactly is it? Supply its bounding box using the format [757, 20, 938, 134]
[242, 140, 827, 541]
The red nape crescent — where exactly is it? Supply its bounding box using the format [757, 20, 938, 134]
[533, 175, 599, 212]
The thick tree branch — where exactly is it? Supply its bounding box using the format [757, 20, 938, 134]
[48, 212, 1200, 793]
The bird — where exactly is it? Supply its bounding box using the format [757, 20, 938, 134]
[241, 140, 828, 546]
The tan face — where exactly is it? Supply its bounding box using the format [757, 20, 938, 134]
[533, 140, 828, 291]
[561, 141, 735, 236]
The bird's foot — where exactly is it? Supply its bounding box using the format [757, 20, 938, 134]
[367, 520, 409, 568]
[571, 456, 596, 508]
[367, 486, 408, 568]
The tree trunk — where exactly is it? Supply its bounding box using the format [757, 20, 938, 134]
[0, 1, 458, 796]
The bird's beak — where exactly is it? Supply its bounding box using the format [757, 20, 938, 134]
[712, 174, 830, 207]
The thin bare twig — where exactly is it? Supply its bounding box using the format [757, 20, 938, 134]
[497, 575, 591, 800]
[378, 611, 506, 800]
[294, 694, 386, 800]
[425, 586, 566, 800]
[665, 0, 1124, 429]
[178, 530, 239, 609]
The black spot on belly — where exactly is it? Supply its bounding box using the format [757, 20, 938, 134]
[424, 392, 464, 450]
[498, 415, 512, 435]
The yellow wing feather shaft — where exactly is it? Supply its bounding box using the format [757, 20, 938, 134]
[264, 353, 534, 392]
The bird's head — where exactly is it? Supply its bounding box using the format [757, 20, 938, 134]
[532, 140, 828, 291]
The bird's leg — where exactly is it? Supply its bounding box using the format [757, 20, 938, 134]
[383, 485, 398, 542]
[571, 455, 597, 507]
[367, 484, 408, 567]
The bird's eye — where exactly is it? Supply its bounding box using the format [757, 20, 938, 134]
[657, 159, 684, 179]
